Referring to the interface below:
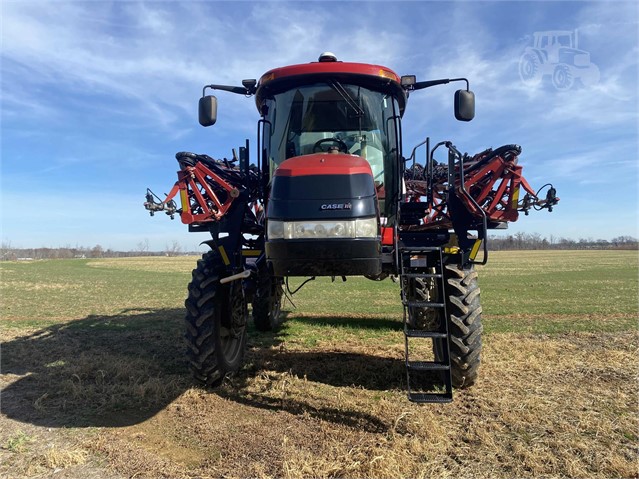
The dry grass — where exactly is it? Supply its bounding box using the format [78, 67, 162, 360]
[76, 331, 637, 479]
[86, 256, 198, 273]
[0, 422, 99, 479]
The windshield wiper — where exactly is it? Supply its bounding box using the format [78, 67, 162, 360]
[328, 80, 364, 118]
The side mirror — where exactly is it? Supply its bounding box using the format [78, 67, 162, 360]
[454, 89, 475, 121]
[198, 95, 218, 127]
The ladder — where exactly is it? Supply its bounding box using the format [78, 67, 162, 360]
[399, 244, 453, 403]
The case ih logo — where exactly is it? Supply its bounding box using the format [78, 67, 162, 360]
[320, 203, 352, 210]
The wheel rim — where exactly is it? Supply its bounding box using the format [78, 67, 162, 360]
[521, 59, 535, 79]
[220, 283, 246, 364]
[270, 281, 283, 326]
[553, 66, 573, 90]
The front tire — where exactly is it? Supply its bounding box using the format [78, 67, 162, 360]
[519, 52, 542, 85]
[436, 264, 482, 388]
[184, 251, 248, 386]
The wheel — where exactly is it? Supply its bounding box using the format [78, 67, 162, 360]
[435, 264, 482, 388]
[518, 52, 542, 86]
[184, 250, 248, 386]
[552, 64, 574, 91]
[252, 260, 284, 331]
[312, 137, 348, 153]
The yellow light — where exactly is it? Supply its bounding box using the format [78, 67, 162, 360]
[260, 72, 275, 84]
[378, 69, 396, 80]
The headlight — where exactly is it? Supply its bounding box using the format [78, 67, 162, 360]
[267, 220, 284, 239]
[267, 218, 378, 239]
[355, 218, 377, 237]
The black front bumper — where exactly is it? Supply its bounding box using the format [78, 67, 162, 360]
[266, 238, 382, 276]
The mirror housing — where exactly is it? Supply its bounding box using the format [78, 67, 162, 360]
[454, 89, 475, 121]
[198, 95, 218, 127]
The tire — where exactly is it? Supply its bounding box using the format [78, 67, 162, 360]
[519, 52, 542, 85]
[251, 261, 284, 332]
[184, 251, 248, 386]
[435, 264, 482, 388]
[552, 64, 574, 91]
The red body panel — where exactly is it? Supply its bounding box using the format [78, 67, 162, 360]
[259, 61, 401, 85]
[255, 59, 407, 114]
[273, 154, 373, 177]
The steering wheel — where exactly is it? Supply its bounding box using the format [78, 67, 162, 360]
[312, 137, 348, 153]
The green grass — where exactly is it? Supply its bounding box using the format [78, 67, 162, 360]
[477, 250, 638, 333]
[278, 250, 638, 339]
[1, 250, 637, 337]
[3, 431, 33, 453]
[0, 257, 193, 326]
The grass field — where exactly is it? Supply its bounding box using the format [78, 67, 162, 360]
[1, 250, 637, 478]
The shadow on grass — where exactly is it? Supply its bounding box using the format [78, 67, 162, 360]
[2, 309, 409, 432]
[244, 348, 406, 390]
[218, 384, 391, 433]
[1, 308, 190, 428]
[291, 314, 403, 331]
[217, 348, 409, 433]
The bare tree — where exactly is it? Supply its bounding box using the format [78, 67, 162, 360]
[91, 244, 104, 258]
[165, 240, 182, 257]
[136, 238, 150, 256]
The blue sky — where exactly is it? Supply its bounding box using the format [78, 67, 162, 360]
[2, 1, 637, 251]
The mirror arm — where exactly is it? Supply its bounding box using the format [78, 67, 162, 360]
[410, 77, 470, 91]
[203, 84, 255, 96]
[449, 77, 470, 90]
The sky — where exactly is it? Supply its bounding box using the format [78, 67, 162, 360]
[1, 0, 638, 252]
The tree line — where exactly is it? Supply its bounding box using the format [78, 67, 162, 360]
[1, 234, 637, 261]
[0, 240, 195, 261]
[488, 233, 638, 251]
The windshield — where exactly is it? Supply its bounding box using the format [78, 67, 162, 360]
[556, 34, 572, 47]
[262, 82, 399, 186]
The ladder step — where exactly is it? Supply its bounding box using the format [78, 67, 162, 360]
[404, 300, 445, 308]
[405, 329, 447, 338]
[399, 241, 451, 402]
[408, 392, 453, 404]
[407, 361, 450, 372]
